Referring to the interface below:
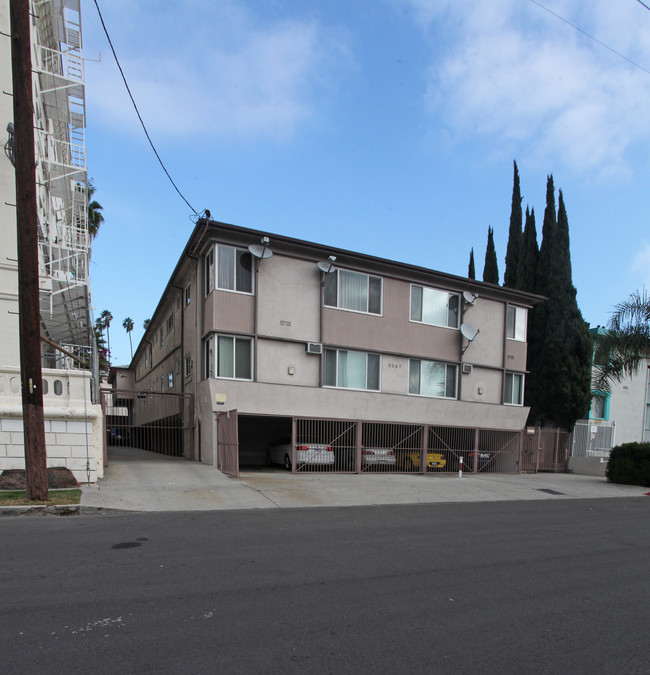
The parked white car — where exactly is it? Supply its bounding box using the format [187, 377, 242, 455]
[361, 447, 396, 469]
[268, 436, 335, 470]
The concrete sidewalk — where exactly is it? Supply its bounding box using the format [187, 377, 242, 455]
[77, 449, 649, 513]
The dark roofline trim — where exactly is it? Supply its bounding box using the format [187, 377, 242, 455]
[200, 219, 545, 303]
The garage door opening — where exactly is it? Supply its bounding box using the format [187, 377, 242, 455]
[237, 415, 293, 469]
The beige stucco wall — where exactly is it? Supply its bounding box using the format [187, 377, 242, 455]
[460, 367, 504, 405]
[256, 339, 321, 387]
[257, 256, 321, 342]
[323, 277, 461, 360]
[197, 378, 216, 465]
[206, 378, 529, 430]
[460, 298, 505, 367]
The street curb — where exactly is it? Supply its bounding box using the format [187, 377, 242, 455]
[0, 504, 135, 516]
[0, 504, 81, 516]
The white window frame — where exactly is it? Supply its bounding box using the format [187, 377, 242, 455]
[184, 354, 192, 378]
[410, 285, 460, 329]
[167, 371, 174, 390]
[184, 283, 191, 307]
[205, 247, 215, 297]
[323, 269, 383, 316]
[204, 334, 253, 381]
[504, 372, 524, 405]
[204, 244, 254, 297]
[506, 305, 527, 341]
[408, 359, 458, 399]
[323, 348, 381, 391]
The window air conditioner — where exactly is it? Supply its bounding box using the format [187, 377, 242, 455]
[461, 363, 473, 374]
[306, 342, 323, 355]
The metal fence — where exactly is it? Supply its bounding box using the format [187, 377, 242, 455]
[521, 427, 572, 472]
[571, 420, 616, 458]
[101, 389, 193, 464]
[292, 419, 528, 474]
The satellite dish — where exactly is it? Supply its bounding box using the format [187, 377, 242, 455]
[463, 291, 477, 305]
[317, 261, 337, 274]
[248, 244, 273, 259]
[460, 323, 479, 342]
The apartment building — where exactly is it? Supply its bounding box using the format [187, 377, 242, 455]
[129, 218, 542, 473]
[0, 1, 103, 483]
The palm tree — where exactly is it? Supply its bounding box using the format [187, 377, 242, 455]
[123, 317, 134, 360]
[143, 318, 151, 330]
[94, 318, 109, 373]
[593, 290, 650, 392]
[87, 180, 104, 239]
[100, 309, 113, 364]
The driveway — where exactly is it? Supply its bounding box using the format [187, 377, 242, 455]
[80, 447, 648, 512]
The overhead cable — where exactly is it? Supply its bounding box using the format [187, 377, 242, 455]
[529, 0, 650, 77]
[92, 0, 198, 214]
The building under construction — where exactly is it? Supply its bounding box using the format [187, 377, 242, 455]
[0, 0, 103, 483]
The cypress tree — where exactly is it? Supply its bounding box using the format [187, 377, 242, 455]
[519, 206, 540, 417]
[535, 175, 556, 298]
[532, 190, 592, 429]
[525, 176, 557, 423]
[482, 226, 499, 284]
[516, 206, 538, 292]
[504, 160, 522, 288]
[468, 248, 476, 280]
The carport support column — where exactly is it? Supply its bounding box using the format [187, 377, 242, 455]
[355, 421, 362, 474]
[421, 425, 429, 474]
[291, 417, 297, 473]
[472, 427, 480, 473]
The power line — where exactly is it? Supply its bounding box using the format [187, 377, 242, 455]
[92, 0, 198, 215]
[529, 0, 650, 77]
[636, 0, 650, 12]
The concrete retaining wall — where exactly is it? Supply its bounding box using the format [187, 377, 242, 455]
[0, 367, 104, 483]
[568, 456, 608, 477]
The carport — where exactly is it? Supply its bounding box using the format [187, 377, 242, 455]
[216, 411, 535, 477]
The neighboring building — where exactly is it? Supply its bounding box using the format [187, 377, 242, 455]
[570, 327, 650, 476]
[128, 218, 543, 472]
[0, 1, 103, 482]
[586, 327, 650, 445]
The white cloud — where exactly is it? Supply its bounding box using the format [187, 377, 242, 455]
[400, 0, 650, 176]
[84, 1, 351, 142]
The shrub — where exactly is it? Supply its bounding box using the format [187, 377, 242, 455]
[606, 442, 650, 487]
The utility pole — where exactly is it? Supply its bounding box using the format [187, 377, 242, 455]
[10, 0, 48, 500]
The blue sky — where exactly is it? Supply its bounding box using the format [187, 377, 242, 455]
[81, 0, 650, 366]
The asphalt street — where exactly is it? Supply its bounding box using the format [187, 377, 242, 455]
[1, 498, 648, 674]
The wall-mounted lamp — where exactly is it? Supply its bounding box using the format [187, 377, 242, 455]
[5, 122, 15, 166]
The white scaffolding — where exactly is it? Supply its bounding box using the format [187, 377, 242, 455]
[31, 0, 92, 360]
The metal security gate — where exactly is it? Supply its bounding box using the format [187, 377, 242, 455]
[571, 420, 615, 459]
[291, 418, 526, 474]
[217, 410, 239, 478]
[520, 427, 571, 472]
[101, 389, 194, 465]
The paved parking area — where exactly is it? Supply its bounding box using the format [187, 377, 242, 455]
[78, 448, 649, 512]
